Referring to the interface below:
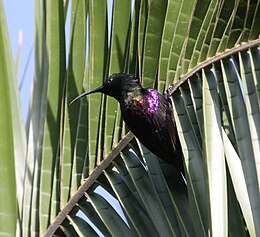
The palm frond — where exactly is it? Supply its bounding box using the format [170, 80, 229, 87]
[0, 0, 18, 235]
[46, 43, 260, 236]
[1, 0, 260, 236]
[45, 0, 260, 235]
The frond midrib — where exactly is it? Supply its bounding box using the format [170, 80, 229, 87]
[168, 38, 260, 95]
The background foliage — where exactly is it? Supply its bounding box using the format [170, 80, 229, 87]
[0, 0, 260, 236]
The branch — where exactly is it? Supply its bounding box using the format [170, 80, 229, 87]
[44, 132, 134, 236]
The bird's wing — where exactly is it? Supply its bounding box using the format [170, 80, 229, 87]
[121, 93, 182, 167]
[149, 94, 179, 155]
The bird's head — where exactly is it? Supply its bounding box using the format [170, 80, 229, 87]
[70, 73, 141, 104]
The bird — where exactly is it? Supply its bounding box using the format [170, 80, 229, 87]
[70, 73, 183, 172]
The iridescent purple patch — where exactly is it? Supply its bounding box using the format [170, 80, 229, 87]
[146, 89, 159, 114]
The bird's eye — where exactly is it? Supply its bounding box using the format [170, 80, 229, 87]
[107, 78, 113, 83]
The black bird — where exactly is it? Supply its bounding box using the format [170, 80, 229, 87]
[70, 73, 183, 172]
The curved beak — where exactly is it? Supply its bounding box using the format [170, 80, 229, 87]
[69, 85, 104, 105]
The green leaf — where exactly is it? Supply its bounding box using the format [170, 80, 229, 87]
[238, 51, 260, 174]
[141, 0, 168, 87]
[158, 0, 183, 92]
[39, 0, 66, 233]
[216, 0, 239, 53]
[0, 1, 17, 235]
[171, 90, 208, 236]
[105, 169, 158, 236]
[121, 149, 175, 236]
[227, 0, 248, 47]
[182, 0, 212, 73]
[105, 0, 132, 154]
[202, 69, 227, 236]
[61, 0, 87, 207]
[23, 2, 49, 235]
[189, 0, 218, 69]
[221, 59, 260, 236]
[88, 0, 108, 171]
[207, 0, 235, 57]
[1, 0, 27, 219]
[87, 192, 132, 236]
[78, 199, 110, 236]
[16, 1, 260, 236]
[249, 47, 260, 105]
[68, 213, 98, 236]
[166, 0, 196, 84]
[139, 143, 194, 236]
[223, 128, 255, 237]
[60, 218, 79, 236]
[249, 1, 260, 40]
[180, 83, 202, 144]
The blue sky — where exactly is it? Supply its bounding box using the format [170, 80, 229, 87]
[3, 0, 34, 120]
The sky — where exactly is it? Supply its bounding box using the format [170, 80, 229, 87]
[3, 0, 34, 120]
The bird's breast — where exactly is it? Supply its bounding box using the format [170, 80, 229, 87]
[123, 89, 159, 118]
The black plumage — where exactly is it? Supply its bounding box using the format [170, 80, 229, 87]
[70, 73, 183, 172]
